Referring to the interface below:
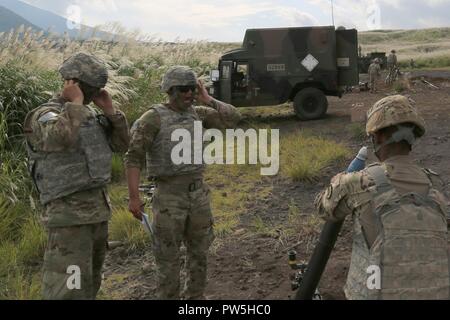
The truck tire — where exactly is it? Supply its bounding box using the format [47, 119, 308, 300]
[293, 88, 328, 120]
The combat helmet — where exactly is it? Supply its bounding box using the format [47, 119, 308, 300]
[161, 65, 197, 92]
[366, 95, 426, 138]
[59, 52, 108, 88]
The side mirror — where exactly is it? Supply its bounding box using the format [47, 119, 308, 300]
[211, 69, 220, 82]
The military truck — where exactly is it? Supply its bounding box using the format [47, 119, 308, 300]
[208, 26, 359, 120]
[358, 51, 387, 73]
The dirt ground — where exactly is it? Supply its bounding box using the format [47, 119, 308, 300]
[102, 71, 450, 300]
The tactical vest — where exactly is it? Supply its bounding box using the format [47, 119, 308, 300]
[345, 164, 450, 300]
[146, 105, 205, 178]
[27, 104, 112, 205]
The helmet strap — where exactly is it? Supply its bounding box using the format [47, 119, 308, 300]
[372, 125, 416, 153]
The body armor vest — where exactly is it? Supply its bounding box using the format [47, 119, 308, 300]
[345, 164, 450, 300]
[146, 105, 205, 178]
[27, 104, 112, 205]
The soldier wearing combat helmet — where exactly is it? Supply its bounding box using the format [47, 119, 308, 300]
[387, 50, 398, 82]
[125, 66, 241, 299]
[315, 95, 450, 299]
[23, 52, 129, 299]
[368, 58, 381, 93]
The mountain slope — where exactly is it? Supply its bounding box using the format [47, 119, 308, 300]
[0, 0, 113, 39]
[0, 5, 41, 32]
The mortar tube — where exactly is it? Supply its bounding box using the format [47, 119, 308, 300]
[294, 146, 368, 300]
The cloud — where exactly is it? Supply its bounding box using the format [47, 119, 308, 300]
[274, 7, 320, 27]
[18, 0, 450, 41]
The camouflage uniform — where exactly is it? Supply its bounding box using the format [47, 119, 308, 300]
[24, 53, 129, 300]
[315, 95, 450, 300]
[387, 50, 398, 74]
[368, 59, 380, 93]
[125, 66, 241, 299]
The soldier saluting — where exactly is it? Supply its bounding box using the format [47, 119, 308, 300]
[24, 53, 129, 299]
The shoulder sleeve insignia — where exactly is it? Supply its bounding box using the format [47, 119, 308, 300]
[37, 112, 59, 123]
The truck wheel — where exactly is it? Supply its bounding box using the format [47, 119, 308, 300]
[293, 88, 328, 120]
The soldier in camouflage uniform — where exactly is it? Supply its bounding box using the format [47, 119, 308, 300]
[387, 50, 398, 73]
[315, 95, 450, 299]
[125, 66, 241, 300]
[23, 52, 129, 299]
[368, 58, 381, 93]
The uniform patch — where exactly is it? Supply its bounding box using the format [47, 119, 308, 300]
[38, 112, 58, 123]
[326, 185, 333, 199]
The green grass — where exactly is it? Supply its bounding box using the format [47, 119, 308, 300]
[251, 216, 279, 238]
[359, 28, 450, 45]
[109, 207, 150, 250]
[204, 131, 274, 237]
[347, 123, 367, 142]
[399, 55, 450, 69]
[206, 163, 269, 237]
[0, 269, 42, 300]
[17, 216, 47, 266]
[0, 242, 19, 276]
[280, 131, 351, 182]
[111, 154, 125, 183]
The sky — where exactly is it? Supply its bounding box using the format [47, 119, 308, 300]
[21, 0, 450, 41]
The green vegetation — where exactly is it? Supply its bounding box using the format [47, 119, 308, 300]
[109, 207, 149, 250]
[111, 154, 126, 183]
[347, 123, 367, 142]
[359, 28, 450, 69]
[398, 55, 450, 69]
[359, 28, 450, 45]
[280, 131, 350, 182]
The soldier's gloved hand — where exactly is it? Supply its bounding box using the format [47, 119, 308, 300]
[93, 89, 115, 116]
[128, 197, 144, 221]
[62, 80, 84, 105]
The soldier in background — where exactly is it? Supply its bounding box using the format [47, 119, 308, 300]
[368, 58, 381, 93]
[315, 95, 450, 299]
[125, 66, 241, 300]
[23, 53, 129, 299]
[387, 50, 398, 79]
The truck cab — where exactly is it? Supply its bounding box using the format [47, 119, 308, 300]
[209, 26, 359, 120]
